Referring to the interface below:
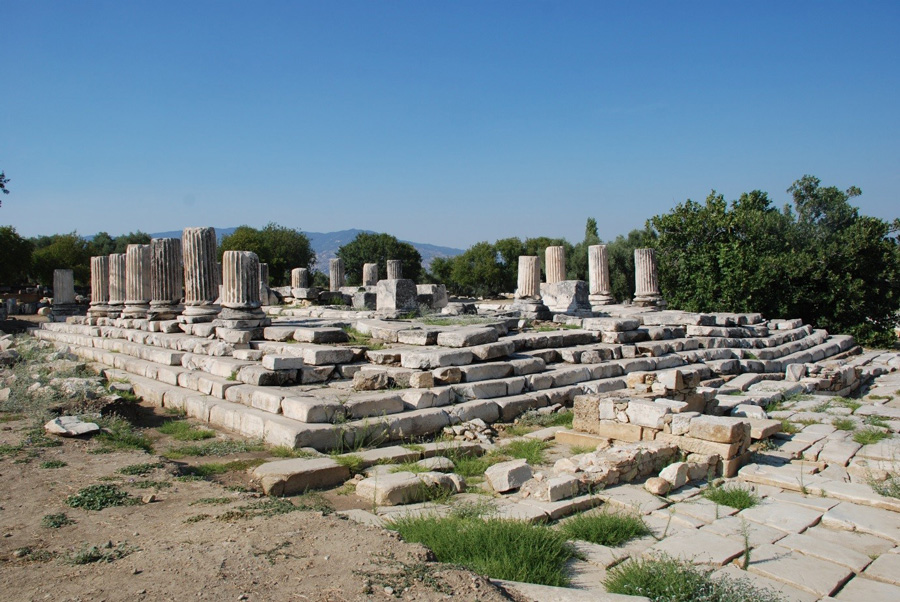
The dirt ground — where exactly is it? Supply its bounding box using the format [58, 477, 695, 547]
[0, 407, 523, 602]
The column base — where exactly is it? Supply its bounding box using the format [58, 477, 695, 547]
[511, 299, 552, 321]
[106, 303, 125, 319]
[589, 294, 615, 310]
[88, 303, 110, 318]
[633, 295, 666, 309]
[122, 302, 150, 319]
[214, 306, 270, 329]
[147, 302, 184, 321]
[50, 303, 85, 322]
[179, 304, 221, 324]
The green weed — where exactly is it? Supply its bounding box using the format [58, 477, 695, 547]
[65, 484, 135, 511]
[94, 418, 154, 453]
[834, 398, 862, 412]
[558, 511, 650, 547]
[40, 460, 67, 469]
[268, 445, 318, 459]
[157, 419, 215, 441]
[780, 420, 801, 434]
[332, 453, 366, 474]
[41, 513, 75, 528]
[853, 427, 891, 446]
[180, 459, 264, 478]
[389, 515, 574, 586]
[865, 416, 890, 428]
[702, 484, 760, 510]
[831, 418, 856, 431]
[117, 462, 164, 476]
[165, 439, 265, 458]
[569, 445, 597, 455]
[67, 542, 137, 565]
[499, 439, 551, 465]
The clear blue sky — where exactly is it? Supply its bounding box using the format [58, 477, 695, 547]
[3, 1, 898, 248]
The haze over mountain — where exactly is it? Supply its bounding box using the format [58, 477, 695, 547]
[145, 228, 464, 272]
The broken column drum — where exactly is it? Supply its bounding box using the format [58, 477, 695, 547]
[511, 256, 551, 320]
[362, 263, 378, 286]
[148, 238, 183, 321]
[588, 244, 614, 307]
[386, 259, 402, 280]
[50, 268, 82, 321]
[216, 250, 268, 328]
[107, 253, 127, 318]
[88, 256, 110, 318]
[633, 248, 664, 307]
[329, 258, 345, 291]
[259, 262, 270, 304]
[181, 227, 220, 323]
[291, 267, 309, 289]
[545, 246, 566, 284]
[123, 244, 152, 319]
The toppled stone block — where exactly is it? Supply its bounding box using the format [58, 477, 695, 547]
[689, 415, 751, 444]
[45, 416, 100, 437]
[659, 461, 689, 489]
[376, 279, 418, 314]
[436, 326, 498, 348]
[485, 458, 533, 493]
[356, 471, 461, 506]
[624, 400, 672, 429]
[253, 457, 350, 496]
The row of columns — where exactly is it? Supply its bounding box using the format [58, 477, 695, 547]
[515, 245, 662, 306]
[326, 258, 404, 292]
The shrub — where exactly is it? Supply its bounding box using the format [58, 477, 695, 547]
[41, 513, 75, 528]
[65, 484, 134, 511]
[702, 485, 760, 510]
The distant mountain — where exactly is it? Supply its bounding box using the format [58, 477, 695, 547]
[145, 227, 463, 272]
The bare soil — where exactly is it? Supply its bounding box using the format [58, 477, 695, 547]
[0, 406, 521, 602]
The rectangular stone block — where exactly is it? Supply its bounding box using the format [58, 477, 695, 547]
[262, 354, 304, 370]
[689, 415, 750, 443]
[281, 396, 344, 423]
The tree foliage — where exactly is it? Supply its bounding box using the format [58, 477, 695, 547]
[649, 176, 900, 346]
[219, 223, 315, 286]
[0, 171, 9, 206]
[336, 232, 423, 285]
[31, 233, 92, 286]
[0, 226, 33, 285]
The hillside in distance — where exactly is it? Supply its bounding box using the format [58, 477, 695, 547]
[146, 227, 464, 272]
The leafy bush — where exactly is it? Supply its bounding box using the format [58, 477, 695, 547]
[558, 511, 650, 547]
[65, 484, 134, 511]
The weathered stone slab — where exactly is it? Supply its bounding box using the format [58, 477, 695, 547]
[262, 354, 304, 370]
[738, 500, 823, 533]
[822, 502, 900, 543]
[597, 484, 668, 514]
[644, 529, 744, 566]
[436, 326, 499, 348]
[252, 457, 350, 496]
[747, 543, 852, 597]
[864, 553, 900, 586]
[401, 349, 474, 370]
[292, 327, 349, 344]
[833, 576, 900, 602]
[778, 531, 874, 572]
[689, 415, 750, 443]
[300, 346, 354, 366]
[281, 396, 344, 423]
[45, 416, 100, 437]
[485, 459, 532, 492]
[700, 515, 787, 547]
[712, 565, 818, 602]
[492, 579, 648, 602]
[343, 393, 405, 419]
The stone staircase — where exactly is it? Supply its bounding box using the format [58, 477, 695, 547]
[32, 306, 868, 451]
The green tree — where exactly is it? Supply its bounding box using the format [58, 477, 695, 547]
[606, 228, 656, 303]
[88, 232, 117, 256]
[219, 223, 315, 286]
[0, 226, 33, 285]
[112, 231, 152, 254]
[523, 236, 573, 281]
[30, 233, 92, 285]
[446, 241, 506, 298]
[336, 232, 422, 285]
[493, 237, 526, 294]
[569, 217, 601, 281]
[0, 171, 9, 206]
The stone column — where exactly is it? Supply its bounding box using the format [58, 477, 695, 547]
[180, 227, 220, 323]
[148, 238, 183, 321]
[511, 256, 550, 320]
[633, 248, 664, 308]
[545, 246, 566, 284]
[88, 256, 110, 318]
[51, 269, 81, 321]
[362, 263, 378, 287]
[107, 253, 127, 318]
[515, 256, 541, 299]
[259, 262, 270, 305]
[329, 258, 344, 291]
[215, 251, 268, 340]
[386, 259, 402, 280]
[123, 244, 151, 319]
[588, 245, 614, 308]
[291, 267, 308, 289]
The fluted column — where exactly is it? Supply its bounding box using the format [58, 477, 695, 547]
[214, 251, 268, 338]
[259, 262, 270, 304]
[515, 256, 541, 299]
[545, 246, 566, 284]
[148, 238, 183, 321]
[329, 258, 344, 291]
[588, 245, 614, 307]
[291, 267, 308, 289]
[123, 244, 151, 318]
[633, 248, 664, 307]
[386, 259, 402, 280]
[362, 263, 378, 286]
[180, 227, 219, 323]
[88, 256, 110, 318]
[107, 253, 127, 318]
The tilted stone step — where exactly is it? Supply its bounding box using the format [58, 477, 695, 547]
[506, 330, 596, 352]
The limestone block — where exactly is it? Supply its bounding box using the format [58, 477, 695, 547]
[293, 327, 349, 344]
[385, 408, 450, 440]
[624, 400, 672, 429]
[396, 328, 439, 345]
[400, 389, 436, 409]
[301, 346, 354, 365]
[262, 354, 304, 370]
[689, 415, 750, 444]
[659, 461, 689, 489]
[582, 317, 640, 331]
[732, 404, 767, 420]
[238, 365, 294, 386]
[375, 279, 418, 312]
[447, 399, 500, 423]
[252, 457, 350, 496]
[485, 459, 533, 493]
[460, 363, 513, 382]
[402, 349, 473, 370]
[45, 416, 100, 437]
[355, 472, 427, 506]
[343, 393, 405, 419]
[281, 396, 344, 423]
[656, 433, 743, 458]
[431, 366, 462, 384]
[645, 477, 671, 496]
[469, 340, 515, 361]
[436, 326, 499, 348]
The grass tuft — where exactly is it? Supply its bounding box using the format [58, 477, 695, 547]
[94, 418, 154, 453]
[853, 427, 891, 446]
[605, 556, 786, 601]
[40, 460, 67, 469]
[498, 439, 551, 465]
[831, 417, 856, 431]
[67, 542, 137, 565]
[780, 420, 800, 434]
[164, 439, 265, 458]
[389, 515, 574, 586]
[558, 511, 650, 547]
[117, 462, 164, 476]
[157, 419, 215, 441]
[41, 513, 75, 528]
[702, 484, 760, 510]
[179, 459, 264, 478]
